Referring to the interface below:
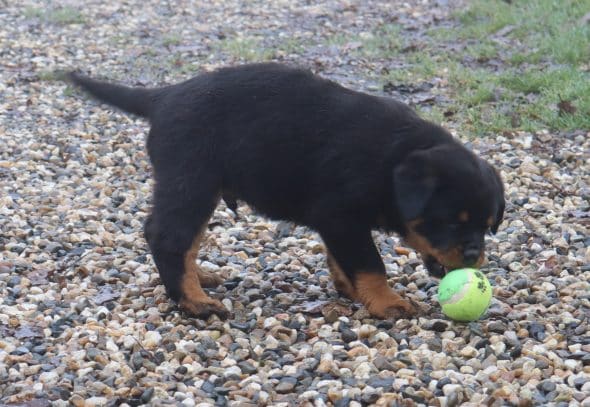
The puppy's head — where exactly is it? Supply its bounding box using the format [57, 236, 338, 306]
[393, 142, 504, 277]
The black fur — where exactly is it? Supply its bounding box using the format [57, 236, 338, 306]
[68, 63, 505, 310]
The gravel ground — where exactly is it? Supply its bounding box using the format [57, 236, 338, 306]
[1, 1, 589, 406]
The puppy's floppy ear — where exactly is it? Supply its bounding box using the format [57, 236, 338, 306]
[393, 149, 437, 222]
[480, 160, 505, 234]
[490, 167, 505, 234]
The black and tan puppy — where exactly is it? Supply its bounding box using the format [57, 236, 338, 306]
[67, 63, 504, 319]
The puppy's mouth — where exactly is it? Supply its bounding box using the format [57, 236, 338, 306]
[423, 252, 485, 278]
[424, 256, 448, 278]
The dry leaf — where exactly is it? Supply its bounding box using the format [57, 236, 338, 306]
[321, 302, 353, 322]
[557, 98, 577, 116]
[94, 286, 120, 305]
[297, 300, 329, 314]
[510, 113, 521, 128]
[16, 325, 44, 339]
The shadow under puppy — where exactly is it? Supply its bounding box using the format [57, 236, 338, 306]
[67, 63, 504, 320]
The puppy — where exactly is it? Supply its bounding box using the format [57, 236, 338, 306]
[67, 63, 504, 319]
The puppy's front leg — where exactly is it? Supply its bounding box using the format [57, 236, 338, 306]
[320, 226, 417, 319]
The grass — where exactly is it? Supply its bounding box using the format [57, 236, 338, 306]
[63, 86, 75, 97]
[23, 7, 43, 18]
[386, 0, 590, 135]
[357, 24, 402, 58]
[217, 37, 274, 62]
[441, 62, 590, 134]
[456, 0, 590, 65]
[276, 37, 305, 56]
[38, 70, 61, 82]
[324, 24, 402, 59]
[165, 53, 202, 76]
[24, 6, 85, 25]
[162, 34, 182, 48]
[214, 35, 308, 62]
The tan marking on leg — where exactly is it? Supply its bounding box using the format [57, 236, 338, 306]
[326, 250, 357, 300]
[183, 230, 203, 277]
[476, 251, 486, 268]
[355, 272, 417, 319]
[179, 270, 209, 307]
[487, 216, 494, 227]
[459, 211, 469, 222]
[180, 229, 228, 319]
[404, 220, 469, 270]
[183, 229, 224, 288]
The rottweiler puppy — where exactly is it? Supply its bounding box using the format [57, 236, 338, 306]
[67, 63, 504, 319]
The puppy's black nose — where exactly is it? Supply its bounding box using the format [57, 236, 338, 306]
[463, 245, 480, 266]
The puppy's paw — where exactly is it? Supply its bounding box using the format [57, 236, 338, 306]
[179, 297, 229, 320]
[354, 272, 419, 320]
[370, 297, 418, 320]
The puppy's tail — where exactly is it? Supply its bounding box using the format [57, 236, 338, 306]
[66, 72, 158, 118]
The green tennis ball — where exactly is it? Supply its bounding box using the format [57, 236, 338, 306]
[437, 268, 492, 322]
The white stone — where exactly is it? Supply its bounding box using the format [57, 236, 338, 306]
[314, 398, 327, 407]
[258, 391, 269, 403]
[142, 331, 162, 349]
[221, 298, 233, 312]
[39, 371, 59, 384]
[530, 243, 542, 253]
[263, 317, 279, 329]
[224, 365, 242, 378]
[372, 332, 391, 342]
[442, 383, 462, 396]
[299, 390, 319, 400]
[353, 362, 373, 379]
[106, 339, 119, 352]
[86, 397, 108, 407]
[265, 335, 279, 349]
[460, 346, 478, 358]
[220, 357, 237, 367]
[490, 341, 506, 355]
[431, 355, 448, 370]
[283, 365, 297, 376]
[460, 366, 474, 374]
[563, 359, 579, 370]
[201, 261, 219, 270]
[358, 324, 377, 338]
[317, 325, 333, 338]
[312, 341, 332, 353]
[317, 380, 342, 389]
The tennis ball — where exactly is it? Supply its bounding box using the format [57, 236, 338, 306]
[437, 268, 492, 322]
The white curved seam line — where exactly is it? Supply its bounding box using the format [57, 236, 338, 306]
[439, 272, 473, 305]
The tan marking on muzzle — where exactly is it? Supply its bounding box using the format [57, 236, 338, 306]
[404, 220, 483, 270]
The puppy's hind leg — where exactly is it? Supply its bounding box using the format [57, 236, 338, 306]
[145, 178, 228, 319]
[326, 249, 356, 300]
